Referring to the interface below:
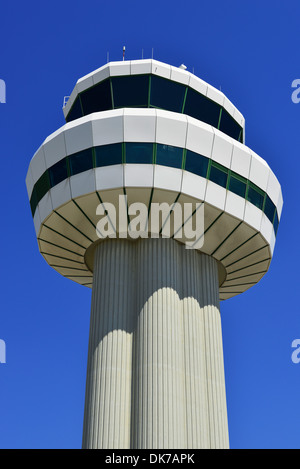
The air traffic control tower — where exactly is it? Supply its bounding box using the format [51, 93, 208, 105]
[26, 59, 282, 449]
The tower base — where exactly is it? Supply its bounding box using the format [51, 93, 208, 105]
[82, 238, 229, 449]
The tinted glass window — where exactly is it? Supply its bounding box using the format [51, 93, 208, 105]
[264, 195, 276, 223]
[125, 143, 153, 164]
[80, 79, 112, 115]
[209, 163, 228, 188]
[95, 143, 123, 167]
[228, 172, 247, 198]
[35, 171, 51, 202]
[273, 211, 279, 235]
[49, 158, 68, 187]
[185, 150, 209, 178]
[112, 75, 149, 108]
[69, 148, 93, 176]
[66, 97, 83, 122]
[156, 144, 183, 168]
[247, 183, 264, 210]
[184, 88, 221, 128]
[219, 109, 242, 141]
[30, 188, 38, 216]
[150, 75, 186, 113]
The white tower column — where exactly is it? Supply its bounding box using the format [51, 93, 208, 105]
[82, 238, 229, 449]
[131, 238, 187, 449]
[82, 240, 135, 449]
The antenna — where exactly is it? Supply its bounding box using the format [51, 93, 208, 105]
[107, 51, 109, 63]
[152, 48, 154, 59]
[123, 46, 126, 61]
[142, 48, 144, 59]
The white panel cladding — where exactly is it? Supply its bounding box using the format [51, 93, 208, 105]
[223, 97, 235, 117]
[211, 128, 233, 167]
[249, 150, 270, 192]
[151, 60, 171, 79]
[188, 74, 208, 96]
[153, 165, 183, 193]
[92, 110, 124, 146]
[95, 164, 124, 191]
[205, 181, 227, 211]
[29, 110, 281, 224]
[38, 192, 53, 223]
[206, 85, 225, 106]
[260, 213, 274, 246]
[170, 65, 190, 85]
[76, 74, 94, 94]
[50, 179, 72, 211]
[70, 169, 96, 199]
[33, 206, 41, 237]
[130, 59, 152, 75]
[109, 61, 131, 77]
[270, 229, 276, 256]
[244, 200, 263, 231]
[30, 145, 47, 183]
[124, 164, 154, 188]
[156, 110, 187, 148]
[92, 63, 110, 85]
[185, 116, 214, 157]
[123, 108, 156, 142]
[230, 140, 252, 179]
[224, 191, 246, 220]
[43, 128, 67, 168]
[266, 170, 281, 206]
[277, 190, 283, 220]
[233, 107, 245, 128]
[181, 172, 207, 201]
[64, 117, 93, 155]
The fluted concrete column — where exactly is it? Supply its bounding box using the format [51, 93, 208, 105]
[82, 240, 135, 449]
[131, 238, 187, 449]
[181, 249, 229, 449]
[82, 238, 229, 449]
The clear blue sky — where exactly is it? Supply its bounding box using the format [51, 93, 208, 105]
[0, 0, 299, 449]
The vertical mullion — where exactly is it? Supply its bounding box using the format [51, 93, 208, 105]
[262, 193, 266, 213]
[122, 142, 126, 164]
[182, 87, 188, 114]
[226, 170, 231, 190]
[66, 156, 71, 177]
[207, 159, 212, 179]
[79, 94, 84, 117]
[110, 78, 114, 109]
[92, 147, 96, 168]
[148, 75, 151, 108]
[153, 143, 157, 165]
[238, 128, 242, 143]
[217, 107, 223, 130]
[245, 180, 250, 201]
[182, 148, 187, 169]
